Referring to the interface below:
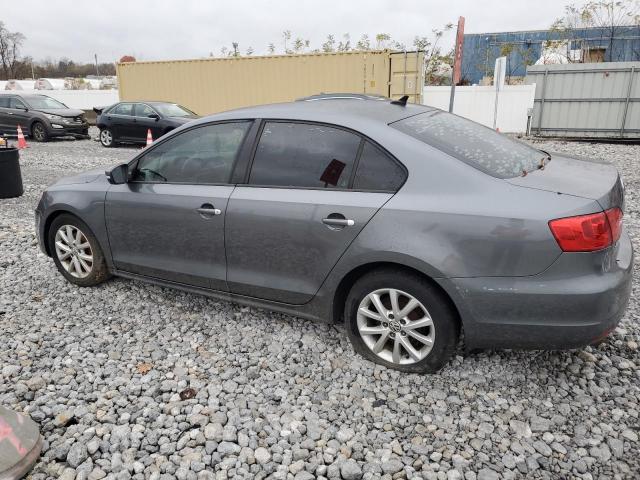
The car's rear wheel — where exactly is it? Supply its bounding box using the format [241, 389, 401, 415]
[31, 121, 48, 142]
[345, 268, 459, 373]
[99, 128, 114, 147]
[47, 214, 111, 287]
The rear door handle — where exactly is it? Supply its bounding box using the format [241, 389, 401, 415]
[322, 218, 355, 227]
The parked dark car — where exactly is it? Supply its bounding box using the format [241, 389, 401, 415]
[0, 93, 89, 141]
[95, 101, 198, 147]
[35, 97, 633, 373]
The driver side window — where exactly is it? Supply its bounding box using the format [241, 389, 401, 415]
[132, 122, 251, 184]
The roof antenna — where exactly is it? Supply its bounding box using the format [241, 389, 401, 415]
[391, 95, 409, 106]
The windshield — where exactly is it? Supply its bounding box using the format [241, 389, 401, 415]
[153, 103, 194, 117]
[25, 96, 68, 110]
[391, 111, 548, 178]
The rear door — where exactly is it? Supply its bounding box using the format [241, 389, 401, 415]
[225, 121, 405, 304]
[108, 103, 136, 140]
[105, 121, 253, 289]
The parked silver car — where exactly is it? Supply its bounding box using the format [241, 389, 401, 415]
[35, 97, 633, 373]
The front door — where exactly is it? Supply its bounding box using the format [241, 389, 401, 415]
[133, 103, 164, 141]
[7, 97, 31, 132]
[105, 121, 253, 289]
[225, 121, 394, 304]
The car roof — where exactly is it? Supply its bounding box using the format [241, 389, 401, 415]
[198, 98, 435, 128]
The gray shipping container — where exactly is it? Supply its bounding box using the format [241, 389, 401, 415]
[526, 62, 640, 139]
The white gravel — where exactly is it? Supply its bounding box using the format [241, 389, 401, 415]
[1, 132, 639, 479]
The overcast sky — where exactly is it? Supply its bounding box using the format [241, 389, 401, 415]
[4, 0, 569, 64]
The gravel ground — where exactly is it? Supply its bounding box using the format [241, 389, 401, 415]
[1, 132, 639, 480]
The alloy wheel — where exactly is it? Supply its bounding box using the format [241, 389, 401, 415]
[54, 225, 93, 278]
[100, 129, 112, 146]
[356, 288, 435, 365]
[33, 123, 46, 141]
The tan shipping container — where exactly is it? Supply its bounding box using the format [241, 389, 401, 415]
[116, 50, 424, 115]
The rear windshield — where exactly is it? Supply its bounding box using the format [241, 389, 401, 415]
[391, 111, 547, 178]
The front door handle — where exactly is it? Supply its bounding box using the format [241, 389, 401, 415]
[322, 217, 355, 227]
[197, 204, 222, 216]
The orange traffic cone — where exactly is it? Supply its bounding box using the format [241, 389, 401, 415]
[146, 129, 153, 147]
[17, 125, 28, 149]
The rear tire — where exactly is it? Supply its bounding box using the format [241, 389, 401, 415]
[31, 121, 49, 142]
[99, 128, 114, 147]
[345, 268, 459, 373]
[47, 214, 111, 287]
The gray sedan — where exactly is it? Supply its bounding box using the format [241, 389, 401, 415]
[35, 97, 633, 373]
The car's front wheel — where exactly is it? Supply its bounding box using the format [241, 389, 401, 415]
[31, 121, 49, 142]
[47, 214, 111, 287]
[345, 268, 459, 373]
[99, 128, 114, 147]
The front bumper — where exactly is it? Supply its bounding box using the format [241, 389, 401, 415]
[451, 229, 634, 350]
[46, 121, 90, 138]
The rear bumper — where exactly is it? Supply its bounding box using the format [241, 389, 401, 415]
[450, 229, 634, 350]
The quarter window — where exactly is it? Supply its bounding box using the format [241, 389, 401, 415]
[353, 141, 406, 191]
[112, 103, 134, 116]
[249, 122, 361, 189]
[132, 122, 251, 184]
[0, 97, 10, 108]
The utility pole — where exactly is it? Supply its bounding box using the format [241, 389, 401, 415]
[448, 16, 465, 113]
[95, 54, 99, 76]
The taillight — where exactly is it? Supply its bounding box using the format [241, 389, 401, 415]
[549, 207, 623, 252]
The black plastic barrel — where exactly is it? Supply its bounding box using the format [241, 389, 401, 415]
[0, 147, 24, 198]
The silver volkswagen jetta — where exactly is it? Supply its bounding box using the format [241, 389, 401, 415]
[35, 96, 633, 373]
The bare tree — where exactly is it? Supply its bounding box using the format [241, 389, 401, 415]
[0, 21, 25, 79]
[282, 30, 292, 54]
[267, 43, 276, 54]
[246, 46, 254, 56]
[375, 33, 391, 49]
[322, 34, 336, 52]
[356, 34, 371, 51]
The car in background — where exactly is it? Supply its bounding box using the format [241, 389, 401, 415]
[95, 101, 199, 147]
[0, 93, 89, 141]
[35, 97, 632, 373]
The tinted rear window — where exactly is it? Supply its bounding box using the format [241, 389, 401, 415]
[391, 111, 546, 178]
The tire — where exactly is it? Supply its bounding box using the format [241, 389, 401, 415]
[31, 121, 49, 142]
[99, 128, 114, 147]
[345, 268, 459, 373]
[47, 214, 111, 287]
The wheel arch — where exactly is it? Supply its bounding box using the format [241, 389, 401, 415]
[331, 261, 464, 330]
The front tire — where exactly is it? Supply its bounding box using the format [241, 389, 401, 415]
[31, 121, 49, 142]
[99, 128, 114, 147]
[345, 268, 459, 373]
[47, 214, 111, 287]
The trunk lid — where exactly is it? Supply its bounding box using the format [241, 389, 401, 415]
[506, 152, 624, 211]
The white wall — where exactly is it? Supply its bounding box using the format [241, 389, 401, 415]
[422, 84, 536, 133]
[11, 89, 119, 110]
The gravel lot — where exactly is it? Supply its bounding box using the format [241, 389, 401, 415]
[1, 132, 639, 480]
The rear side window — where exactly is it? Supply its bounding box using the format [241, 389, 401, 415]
[112, 103, 134, 116]
[391, 111, 546, 179]
[0, 97, 9, 108]
[354, 141, 406, 191]
[249, 122, 360, 189]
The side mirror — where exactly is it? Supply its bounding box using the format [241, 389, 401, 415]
[148, 113, 160, 121]
[107, 163, 129, 184]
